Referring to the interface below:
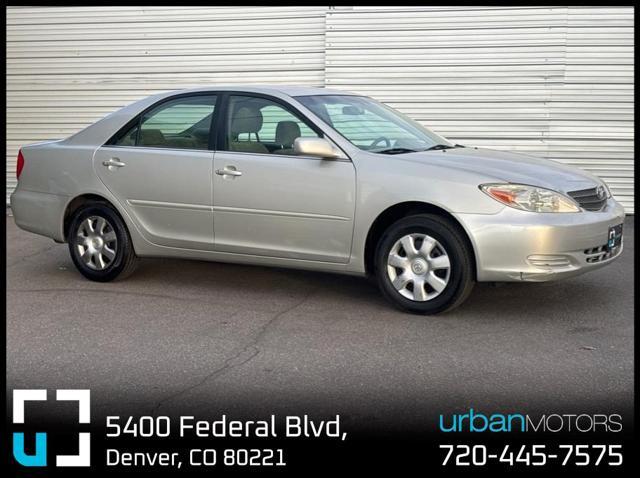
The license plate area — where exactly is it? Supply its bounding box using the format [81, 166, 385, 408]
[607, 223, 623, 251]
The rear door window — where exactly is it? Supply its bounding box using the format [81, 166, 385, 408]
[115, 95, 217, 150]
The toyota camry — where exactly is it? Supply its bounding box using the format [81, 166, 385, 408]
[10, 86, 625, 314]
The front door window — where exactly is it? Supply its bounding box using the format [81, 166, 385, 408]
[225, 95, 319, 155]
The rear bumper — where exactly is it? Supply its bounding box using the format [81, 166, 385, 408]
[458, 198, 626, 282]
[10, 188, 69, 242]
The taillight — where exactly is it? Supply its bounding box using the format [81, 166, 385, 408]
[16, 150, 24, 180]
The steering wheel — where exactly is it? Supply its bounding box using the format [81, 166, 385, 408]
[370, 136, 391, 149]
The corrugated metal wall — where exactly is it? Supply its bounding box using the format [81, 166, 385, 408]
[6, 6, 635, 212]
[5, 6, 327, 200]
[325, 6, 635, 212]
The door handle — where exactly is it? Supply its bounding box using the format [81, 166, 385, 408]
[102, 158, 126, 168]
[215, 167, 242, 177]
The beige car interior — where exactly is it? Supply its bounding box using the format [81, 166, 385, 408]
[275, 121, 301, 155]
[229, 102, 308, 155]
[119, 100, 308, 154]
[138, 127, 209, 150]
[229, 106, 270, 154]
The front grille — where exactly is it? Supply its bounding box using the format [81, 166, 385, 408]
[567, 187, 606, 211]
[584, 243, 621, 263]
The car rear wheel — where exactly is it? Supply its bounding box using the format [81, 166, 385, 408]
[68, 203, 138, 282]
[374, 214, 474, 314]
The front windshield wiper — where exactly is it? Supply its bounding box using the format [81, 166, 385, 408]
[424, 144, 457, 151]
[375, 147, 420, 155]
[376, 144, 466, 154]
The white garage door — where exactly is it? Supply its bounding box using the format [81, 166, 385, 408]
[5, 6, 327, 202]
[6, 6, 635, 213]
[325, 6, 635, 212]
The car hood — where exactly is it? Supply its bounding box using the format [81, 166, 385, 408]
[398, 147, 602, 195]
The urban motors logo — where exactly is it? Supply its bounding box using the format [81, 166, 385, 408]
[12, 389, 91, 467]
[439, 408, 623, 433]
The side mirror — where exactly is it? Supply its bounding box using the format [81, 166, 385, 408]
[293, 137, 343, 160]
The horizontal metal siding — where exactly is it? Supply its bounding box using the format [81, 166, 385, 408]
[7, 6, 634, 213]
[551, 7, 634, 212]
[6, 6, 327, 202]
[325, 6, 635, 212]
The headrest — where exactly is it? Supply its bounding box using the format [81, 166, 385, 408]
[140, 129, 166, 146]
[275, 121, 301, 146]
[231, 106, 263, 135]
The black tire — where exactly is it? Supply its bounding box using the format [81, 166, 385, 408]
[67, 202, 138, 282]
[374, 214, 475, 314]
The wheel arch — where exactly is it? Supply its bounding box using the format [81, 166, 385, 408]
[62, 193, 127, 242]
[364, 201, 478, 280]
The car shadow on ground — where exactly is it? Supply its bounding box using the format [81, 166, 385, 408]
[124, 254, 623, 321]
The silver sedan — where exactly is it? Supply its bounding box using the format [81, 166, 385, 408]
[10, 86, 625, 314]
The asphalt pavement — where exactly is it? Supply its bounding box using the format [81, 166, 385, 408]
[6, 213, 634, 431]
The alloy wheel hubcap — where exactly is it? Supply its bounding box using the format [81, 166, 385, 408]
[76, 216, 118, 270]
[386, 233, 451, 302]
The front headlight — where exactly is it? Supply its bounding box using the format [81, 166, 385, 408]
[480, 183, 580, 213]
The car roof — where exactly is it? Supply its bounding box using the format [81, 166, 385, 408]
[160, 85, 361, 98]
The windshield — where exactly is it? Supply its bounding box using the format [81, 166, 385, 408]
[296, 95, 454, 153]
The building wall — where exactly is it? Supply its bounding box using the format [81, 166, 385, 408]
[6, 6, 635, 211]
[6, 6, 327, 200]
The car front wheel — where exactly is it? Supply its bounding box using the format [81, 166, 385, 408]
[375, 214, 475, 314]
[68, 203, 138, 282]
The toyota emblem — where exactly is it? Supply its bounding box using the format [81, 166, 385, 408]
[596, 185, 606, 200]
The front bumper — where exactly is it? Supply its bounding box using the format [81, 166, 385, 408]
[457, 198, 626, 282]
